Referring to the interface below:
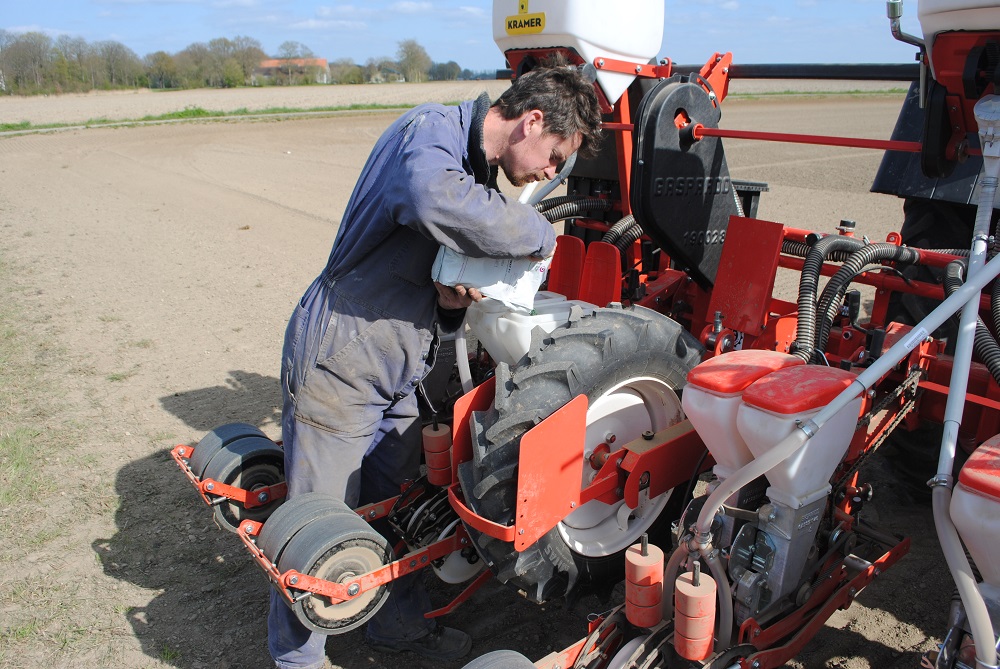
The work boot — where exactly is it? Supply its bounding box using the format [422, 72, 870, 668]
[366, 626, 473, 661]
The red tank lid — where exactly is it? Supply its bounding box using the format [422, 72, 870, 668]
[958, 435, 1000, 501]
[686, 350, 803, 395]
[742, 365, 857, 415]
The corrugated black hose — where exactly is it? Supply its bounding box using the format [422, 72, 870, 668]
[793, 235, 866, 362]
[943, 258, 1000, 385]
[814, 243, 921, 353]
[541, 198, 613, 222]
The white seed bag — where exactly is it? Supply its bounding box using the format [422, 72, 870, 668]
[431, 246, 552, 312]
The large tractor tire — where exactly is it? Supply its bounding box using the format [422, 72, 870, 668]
[458, 305, 703, 602]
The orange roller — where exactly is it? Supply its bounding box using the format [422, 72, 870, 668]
[625, 542, 664, 586]
[424, 448, 451, 471]
[422, 424, 452, 486]
[422, 424, 452, 453]
[626, 581, 663, 608]
[675, 609, 714, 638]
[674, 629, 714, 661]
[626, 600, 662, 628]
[625, 538, 663, 628]
[674, 568, 716, 617]
[674, 566, 716, 661]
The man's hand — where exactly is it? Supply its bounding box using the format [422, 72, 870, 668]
[435, 282, 482, 310]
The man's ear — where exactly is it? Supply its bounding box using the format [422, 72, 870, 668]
[521, 109, 545, 137]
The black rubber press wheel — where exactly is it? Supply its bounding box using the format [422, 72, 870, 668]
[188, 422, 266, 479]
[276, 511, 392, 635]
[200, 435, 285, 532]
[258, 493, 358, 564]
[458, 305, 702, 602]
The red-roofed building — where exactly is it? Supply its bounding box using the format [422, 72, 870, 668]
[256, 58, 329, 85]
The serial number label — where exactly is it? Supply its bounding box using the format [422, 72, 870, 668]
[653, 176, 731, 197]
[682, 229, 727, 246]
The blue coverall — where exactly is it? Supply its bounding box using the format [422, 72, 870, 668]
[268, 93, 557, 669]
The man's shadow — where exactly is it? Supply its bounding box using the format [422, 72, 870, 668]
[159, 370, 281, 434]
[91, 371, 282, 668]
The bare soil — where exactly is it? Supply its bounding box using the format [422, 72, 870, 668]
[0, 82, 951, 669]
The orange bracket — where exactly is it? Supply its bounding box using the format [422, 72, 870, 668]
[738, 537, 910, 668]
[619, 419, 709, 508]
[449, 395, 589, 551]
[198, 478, 287, 509]
[514, 395, 588, 550]
[593, 56, 671, 80]
[170, 444, 287, 509]
[272, 526, 471, 606]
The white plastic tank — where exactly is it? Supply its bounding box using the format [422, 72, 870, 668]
[492, 0, 665, 106]
[465, 291, 598, 365]
[682, 350, 803, 481]
[950, 434, 1000, 587]
[918, 0, 1000, 45]
[736, 366, 862, 508]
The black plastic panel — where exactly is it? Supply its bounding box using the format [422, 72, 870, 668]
[631, 77, 739, 288]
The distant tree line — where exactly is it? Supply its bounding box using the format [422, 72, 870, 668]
[0, 30, 492, 96]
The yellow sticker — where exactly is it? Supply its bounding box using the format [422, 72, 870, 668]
[505, 12, 545, 34]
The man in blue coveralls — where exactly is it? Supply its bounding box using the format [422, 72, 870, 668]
[269, 63, 603, 668]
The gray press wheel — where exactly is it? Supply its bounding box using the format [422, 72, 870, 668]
[258, 492, 357, 564]
[458, 305, 702, 602]
[200, 435, 285, 532]
[461, 650, 536, 669]
[188, 422, 266, 479]
[276, 510, 392, 635]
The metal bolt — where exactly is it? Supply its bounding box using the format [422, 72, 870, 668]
[257, 492, 269, 503]
[244, 524, 253, 534]
[206, 482, 214, 491]
[178, 448, 186, 456]
[570, 502, 576, 508]
[597, 59, 605, 67]
[290, 576, 298, 585]
[368, 510, 377, 518]
[635, 65, 642, 74]
[753, 628, 760, 637]
[519, 529, 525, 535]
[849, 587, 857, 597]
[421, 555, 428, 563]
[642, 430, 654, 440]
[604, 433, 616, 444]
[410, 560, 417, 568]
[347, 584, 360, 596]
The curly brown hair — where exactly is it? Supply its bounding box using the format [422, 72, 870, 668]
[492, 64, 603, 159]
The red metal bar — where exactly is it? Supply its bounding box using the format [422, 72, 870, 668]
[614, 99, 634, 217]
[279, 528, 470, 604]
[739, 538, 910, 668]
[692, 123, 923, 153]
[448, 484, 517, 541]
[198, 478, 287, 509]
[918, 379, 1000, 412]
[424, 569, 493, 618]
[593, 56, 671, 80]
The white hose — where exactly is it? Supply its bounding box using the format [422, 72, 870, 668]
[931, 95, 1000, 669]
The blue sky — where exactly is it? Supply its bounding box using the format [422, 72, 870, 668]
[4, 0, 925, 73]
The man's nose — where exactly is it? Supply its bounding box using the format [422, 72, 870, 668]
[543, 165, 557, 179]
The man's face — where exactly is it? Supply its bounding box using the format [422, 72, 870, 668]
[498, 113, 582, 188]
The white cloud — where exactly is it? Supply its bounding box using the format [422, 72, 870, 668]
[457, 6, 487, 19]
[390, 2, 433, 15]
[289, 18, 367, 30]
